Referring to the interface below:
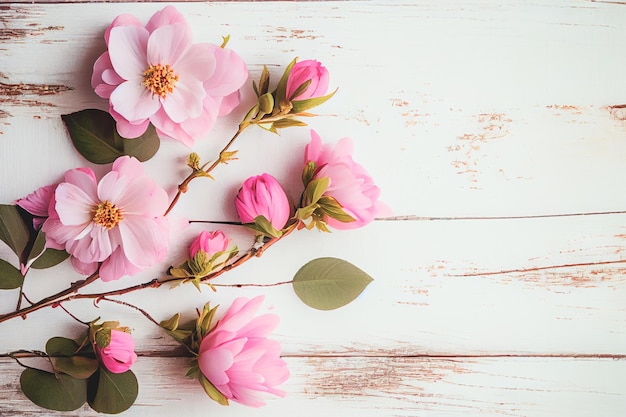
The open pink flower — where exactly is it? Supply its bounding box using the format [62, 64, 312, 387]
[285, 59, 329, 101]
[304, 130, 390, 229]
[198, 296, 289, 407]
[235, 174, 290, 231]
[95, 329, 138, 374]
[41, 156, 169, 282]
[91, 6, 248, 147]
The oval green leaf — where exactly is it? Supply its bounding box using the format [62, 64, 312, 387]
[0, 204, 31, 263]
[25, 229, 46, 266]
[20, 368, 87, 411]
[292, 257, 373, 310]
[46, 336, 79, 357]
[0, 259, 24, 289]
[30, 248, 70, 269]
[54, 357, 99, 380]
[88, 368, 138, 414]
[62, 109, 159, 164]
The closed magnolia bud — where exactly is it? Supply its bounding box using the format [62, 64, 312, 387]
[285, 59, 329, 101]
[235, 174, 290, 231]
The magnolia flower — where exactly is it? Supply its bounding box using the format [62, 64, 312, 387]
[198, 296, 289, 407]
[94, 329, 138, 374]
[91, 6, 248, 146]
[41, 156, 169, 282]
[304, 130, 390, 229]
[285, 59, 329, 101]
[235, 174, 290, 232]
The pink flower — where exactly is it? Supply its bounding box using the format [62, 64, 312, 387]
[41, 156, 169, 282]
[198, 296, 289, 407]
[15, 183, 57, 230]
[189, 230, 229, 258]
[285, 59, 329, 101]
[91, 6, 248, 147]
[95, 329, 138, 374]
[235, 174, 290, 231]
[304, 130, 390, 229]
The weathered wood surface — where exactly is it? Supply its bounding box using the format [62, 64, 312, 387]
[1, 1, 625, 415]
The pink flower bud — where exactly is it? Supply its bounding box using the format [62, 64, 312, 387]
[235, 174, 290, 230]
[95, 329, 138, 374]
[198, 296, 289, 407]
[189, 231, 230, 259]
[285, 59, 329, 101]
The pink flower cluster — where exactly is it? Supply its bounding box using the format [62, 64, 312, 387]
[91, 6, 248, 146]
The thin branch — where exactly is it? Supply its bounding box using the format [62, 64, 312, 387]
[97, 297, 160, 326]
[450, 259, 626, 277]
[55, 303, 89, 326]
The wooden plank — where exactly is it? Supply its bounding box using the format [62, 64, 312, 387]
[0, 356, 625, 416]
[0, 215, 623, 355]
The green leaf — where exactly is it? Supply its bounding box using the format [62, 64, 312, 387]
[0, 204, 31, 263]
[54, 357, 99, 379]
[46, 337, 79, 357]
[273, 57, 297, 111]
[30, 248, 70, 269]
[198, 373, 229, 406]
[258, 92, 275, 114]
[247, 215, 282, 239]
[88, 368, 138, 414]
[271, 118, 308, 129]
[25, 229, 46, 266]
[160, 313, 181, 331]
[62, 109, 160, 164]
[292, 257, 373, 310]
[304, 177, 330, 206]
[0, 259, 24, 289]
[317, 196, 355, 223]
[258, 65, 270, 96]
[291, 89, 337, 113]
[20, 368, 87, 411]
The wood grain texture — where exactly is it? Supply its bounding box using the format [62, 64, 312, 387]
[0, 1, 625, 415]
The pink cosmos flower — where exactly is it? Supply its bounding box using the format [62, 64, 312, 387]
[198, 296, 289, 407]
[285, 59, 329, 101]
[235, 174, 290, 230]
[304, 130, 390, 230]
[91, 6, 248, 147]
[41, 156, 169, 282]
[189, 230, 229, 258]
[95, 329, 138, 374]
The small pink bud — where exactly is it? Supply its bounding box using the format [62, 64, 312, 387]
[189, 231, 230, 259]
[285, 59, 329, 101]
[235, 174, 290, 230]
[94, 329, 137, 374]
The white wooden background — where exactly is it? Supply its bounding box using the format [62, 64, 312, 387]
[1, 1, 626, 416]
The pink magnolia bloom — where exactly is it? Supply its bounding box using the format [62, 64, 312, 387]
[198, 296, 289, 407]
[304, 130, 390, 230]
[189, 230, 229, 258]
[41, 156, 169, 282]
[285, 59, 329, 101]
[95, 329, 138, 374]
[91, 6, 248, 147]
[235, 174, 290, 230]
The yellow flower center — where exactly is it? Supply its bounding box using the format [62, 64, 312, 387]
[93, 201, 123, 230]
[143, 64, 179, 98]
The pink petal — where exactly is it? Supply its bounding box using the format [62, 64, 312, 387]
[203, 45, 247, 97]
[145, 6, 189, 34]
[111, 81, 161, 122]
[70, 257, 98, 276]
[99, 247, 142, 282]
[105, 14, 143, 46]
[218, 91, 241, 117]
[199, 347, 234, 386]
[15, 184, 57, 217]
[151, 109, 195, 146]
[110, 107, 150, 139]
[54, 183, 96, 227]
[108, 25, 149, 81]
[161, 78, 206, 122]
[118, 216, 168, 268]
[147, 24, 192, 69]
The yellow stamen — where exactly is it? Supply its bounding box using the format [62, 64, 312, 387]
[93, 201, 123, 230]
[143, 64, 179, 98]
